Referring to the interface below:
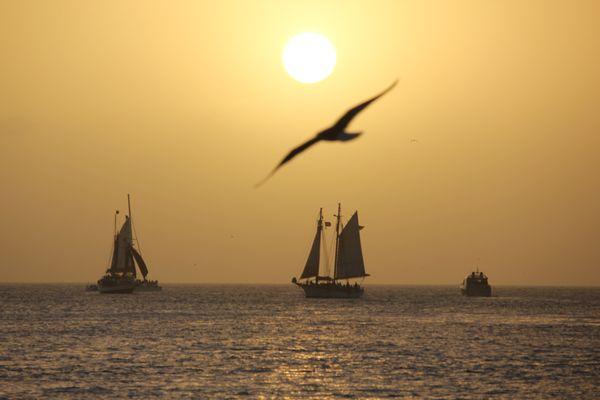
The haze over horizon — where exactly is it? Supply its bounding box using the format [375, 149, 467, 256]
[1, 1, 599, 286]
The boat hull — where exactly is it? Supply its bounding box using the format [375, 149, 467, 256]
[296, 282, 363, 298]
[98, 282, 135, 294]
[461, 285, 492, 297]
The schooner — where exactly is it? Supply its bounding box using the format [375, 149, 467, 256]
[292, 203, 369, 298]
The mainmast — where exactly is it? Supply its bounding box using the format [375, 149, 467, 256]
[333, 202, 341, 282]
[316, 208, 323, 284]
[127, 193, 132, 221]
[127, 193, 143, 255]
[127, 193, 136, 249]
[114, 210, 119, 238]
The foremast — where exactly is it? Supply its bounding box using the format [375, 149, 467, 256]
[333, 203, 342, 284]
[315, 208, 323, 284]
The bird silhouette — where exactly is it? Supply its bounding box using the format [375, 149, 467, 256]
[255, 80, 397, 187]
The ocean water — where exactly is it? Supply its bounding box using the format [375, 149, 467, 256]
[0, 285, 598, 399]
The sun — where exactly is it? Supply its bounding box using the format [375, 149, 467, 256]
[282, 32, 336, 84]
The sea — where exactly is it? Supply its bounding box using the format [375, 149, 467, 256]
[0, 284, 598, 399]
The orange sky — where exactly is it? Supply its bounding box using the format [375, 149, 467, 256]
[1, 1, 599, 285]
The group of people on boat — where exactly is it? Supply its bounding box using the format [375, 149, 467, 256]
[136, 279, 159, 286]
[304, 279, 361, 291]
[307, 280, 359, 287]
[99, 273, 134, 285]
[467, 271, 488, 282]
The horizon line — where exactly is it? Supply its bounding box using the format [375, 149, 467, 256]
[1, 281, 599, 288]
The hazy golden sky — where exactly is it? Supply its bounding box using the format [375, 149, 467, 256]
[1, 1, 599, 285]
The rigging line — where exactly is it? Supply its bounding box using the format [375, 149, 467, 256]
[131, 219, 142, 255]
[106, 211, 120, 270]
[105, 237, 114, 270]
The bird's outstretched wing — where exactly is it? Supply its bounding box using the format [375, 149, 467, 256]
[332, 80, 398, 131]
[278, 136, 321, 167]
[254, 136, 321, 187]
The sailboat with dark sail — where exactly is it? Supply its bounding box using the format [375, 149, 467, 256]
[97, 195, 160, 293]
[292, 204, 369, 298]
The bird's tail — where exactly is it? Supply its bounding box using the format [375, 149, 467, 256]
[338, 132, 363, 141]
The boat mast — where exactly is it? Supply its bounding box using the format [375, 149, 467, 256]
[316, 208, 323, 284]
[127, 193, 134, 247]
[127, 194, 132, 221]
[333, 202, 341, 283]
[114, 210, 119, 238]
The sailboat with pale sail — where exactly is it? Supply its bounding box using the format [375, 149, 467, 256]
[96, 195, 158, 293]
[292, 204, 369, 298]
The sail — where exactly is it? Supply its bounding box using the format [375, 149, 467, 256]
[131, 246, 148, 278]
[109, 237, 118, 271]
[300, 228, 321, 279]
[111, 217, 134, 274]
[127, 249, 136, 277]
[335, 211, 367, 279]
[319, 225, 331, 278]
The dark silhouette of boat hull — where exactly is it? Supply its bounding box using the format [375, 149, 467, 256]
[98, 284, 135, 294]
[296, 282, 363, 298]
[98, 275, 136, 294]
[461, 285, 492, 297]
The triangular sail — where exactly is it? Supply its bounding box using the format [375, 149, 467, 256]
[109, 237, 119, 271]
[131, 246, 149, 278]
[335, 211, 367, 280]
[111, 217, 135, 274]
[300, 228, 321, 279]
[127, 249, 136, 277]
[319, 226, 331, 278]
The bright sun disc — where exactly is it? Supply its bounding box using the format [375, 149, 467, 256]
[282, 33, 336, 84]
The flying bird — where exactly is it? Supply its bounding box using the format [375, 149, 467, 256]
[255, 80, 398, 187]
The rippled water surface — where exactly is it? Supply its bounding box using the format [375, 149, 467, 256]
[1, 285, 599, 399]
